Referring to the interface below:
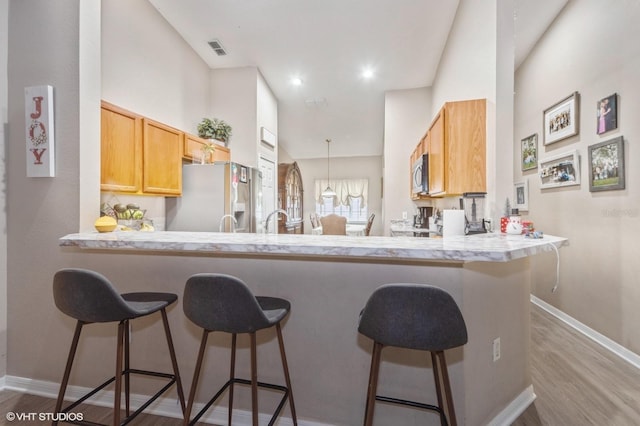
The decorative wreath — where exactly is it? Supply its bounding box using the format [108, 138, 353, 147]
[29, 120, 47, 146]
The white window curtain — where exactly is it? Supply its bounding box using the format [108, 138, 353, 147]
[315, 178, 369, 207]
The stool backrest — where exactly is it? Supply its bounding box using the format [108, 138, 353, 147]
[358, 283, 468, 351]
[53, 268, 137, 323]
[183, 273, 272, 333]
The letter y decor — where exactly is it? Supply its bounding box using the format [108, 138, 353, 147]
[25, 85, 55, 177]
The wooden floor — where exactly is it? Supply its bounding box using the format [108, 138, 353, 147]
[1, 303, 639, 425]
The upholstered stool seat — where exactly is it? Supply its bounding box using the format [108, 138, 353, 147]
[358, 283, 468, 426]
[52, 268, 185, 426]
[182, 273, 297, 426]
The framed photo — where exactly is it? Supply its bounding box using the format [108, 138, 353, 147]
[596, 93, 618, 135]
[543, 92, 580, 145]
[240, 165, 248, 183]
[588, 136, 624, 192]
[514, 180, 529, 211]
[521, 133, 538, 171]
[539, 149, 581, 189]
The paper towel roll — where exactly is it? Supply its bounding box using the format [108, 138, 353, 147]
[443, 209, 465, 237]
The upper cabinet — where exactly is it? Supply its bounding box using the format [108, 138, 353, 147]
[101, 102, 142, 193]
[101, 101, 183, 196]
[183, 133, 231, 164]
[412, 99, 486, 198]
[278, 162, 304, 234]
[142, 118, 183, 195]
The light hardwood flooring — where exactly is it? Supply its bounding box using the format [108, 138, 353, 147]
[1, 303, 639, 425]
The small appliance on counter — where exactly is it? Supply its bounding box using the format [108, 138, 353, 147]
[413, 206, 433, 237]
[460, 192, 488, 235]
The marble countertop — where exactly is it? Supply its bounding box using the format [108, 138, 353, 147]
[59, 231, 568, 263]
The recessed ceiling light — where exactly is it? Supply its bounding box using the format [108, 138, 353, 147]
[361, 68, 374, 79]
[291, 77, 303, 86]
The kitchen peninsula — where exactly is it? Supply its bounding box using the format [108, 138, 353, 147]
[59, 231, 567, 425]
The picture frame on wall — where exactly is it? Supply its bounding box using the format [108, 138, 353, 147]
[514, 179, 529, 211]
[521, 133, 538, 171]
[596, 93, 618, 135]
[588, 136, 624, 192]
[539, 149, 581, 189]
[543, 92, 580, 145]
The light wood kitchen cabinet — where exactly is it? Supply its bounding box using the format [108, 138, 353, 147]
[101, 101, 142, 193]
[142, 118, 183, 195]
[277, 162, 304, 234]
[427, 99, 486, 197]
[101, 101, 183, 196]
[183, 133, 231, 164]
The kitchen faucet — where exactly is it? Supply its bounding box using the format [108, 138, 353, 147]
[219, 214, 238, 232]
[264, 209, 288, 233]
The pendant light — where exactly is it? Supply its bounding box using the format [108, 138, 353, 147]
[321, 138, 336, 197]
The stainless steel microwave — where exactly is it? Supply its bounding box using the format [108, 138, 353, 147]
[412, 154, 429, 195]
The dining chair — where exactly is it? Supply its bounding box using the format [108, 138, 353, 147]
[364, 213, 375, 236]
[309, 212, 320, 229]
[319, 214, 347, 235]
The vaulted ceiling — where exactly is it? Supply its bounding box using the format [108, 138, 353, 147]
[149, 0, 567, 159]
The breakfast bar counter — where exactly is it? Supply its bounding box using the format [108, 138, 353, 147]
[58, 231, 567, 425]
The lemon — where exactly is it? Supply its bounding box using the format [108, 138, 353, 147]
[94, 216, 117, 233]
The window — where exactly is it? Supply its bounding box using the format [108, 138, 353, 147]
[314, 178, 368, 223]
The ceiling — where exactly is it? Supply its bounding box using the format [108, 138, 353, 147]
[149, 0, 567, 160]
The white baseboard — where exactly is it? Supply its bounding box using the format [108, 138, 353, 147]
[0, 375, 331, 426]
[531, 295, 640, 370]
[488, 385, 536, 426]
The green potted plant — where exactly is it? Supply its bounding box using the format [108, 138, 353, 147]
[197, 118, 232, 145]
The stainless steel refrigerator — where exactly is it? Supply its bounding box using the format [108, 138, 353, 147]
[166, 163, 263, 232]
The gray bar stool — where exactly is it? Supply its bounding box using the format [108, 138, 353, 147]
[358, 283, 468, 426]
[182, 273, 297, 426]
[52, 268, 186, 425]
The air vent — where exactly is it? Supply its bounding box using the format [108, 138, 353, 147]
[208, 40, 227, 56]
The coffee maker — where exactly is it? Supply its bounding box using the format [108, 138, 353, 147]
[460, 192, 488, 234]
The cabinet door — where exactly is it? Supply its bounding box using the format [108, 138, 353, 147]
[445, 100, 486, 194]
[213, 145, 230, 162]
[143, 118, 183, 195]
[100, 102, 142, 193]
[183, 133, 212, 164]
[428, 109, 445, 195]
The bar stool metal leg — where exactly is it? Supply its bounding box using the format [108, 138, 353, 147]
[363, 341, 383, 426]
[53, 321, 84, 426]
[184, 329, 209, 426]
[124, 320, 131, 418]
[276, 323, 298, 425]
[431, 352, 447, 426]
[228, 333, 237, 426]
[114, 321, 125, 426]
[437, 351, 457, 426]
[250, 332, 259, 426]
[160, 308, 186, 413]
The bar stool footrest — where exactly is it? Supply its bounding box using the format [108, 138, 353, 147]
[375, 395, 447, 424]
[190, 377, 290, 426]
[58, 368, 179, 426]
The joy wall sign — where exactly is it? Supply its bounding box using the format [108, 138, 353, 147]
[25, 85, 55, 177]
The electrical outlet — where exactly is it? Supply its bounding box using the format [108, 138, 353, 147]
[402, 211, 408, 220]
[493, 337, 501, 362]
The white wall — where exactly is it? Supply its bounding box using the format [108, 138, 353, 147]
[430, 0, 515, 225]
[101, 0, 210, 132]
[210, 67, 258, 168]
[383, 87, 432, 234]
[295, 156, 383, 236]
[0, 0, 8, 377]
[515, 0, 640, 354]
